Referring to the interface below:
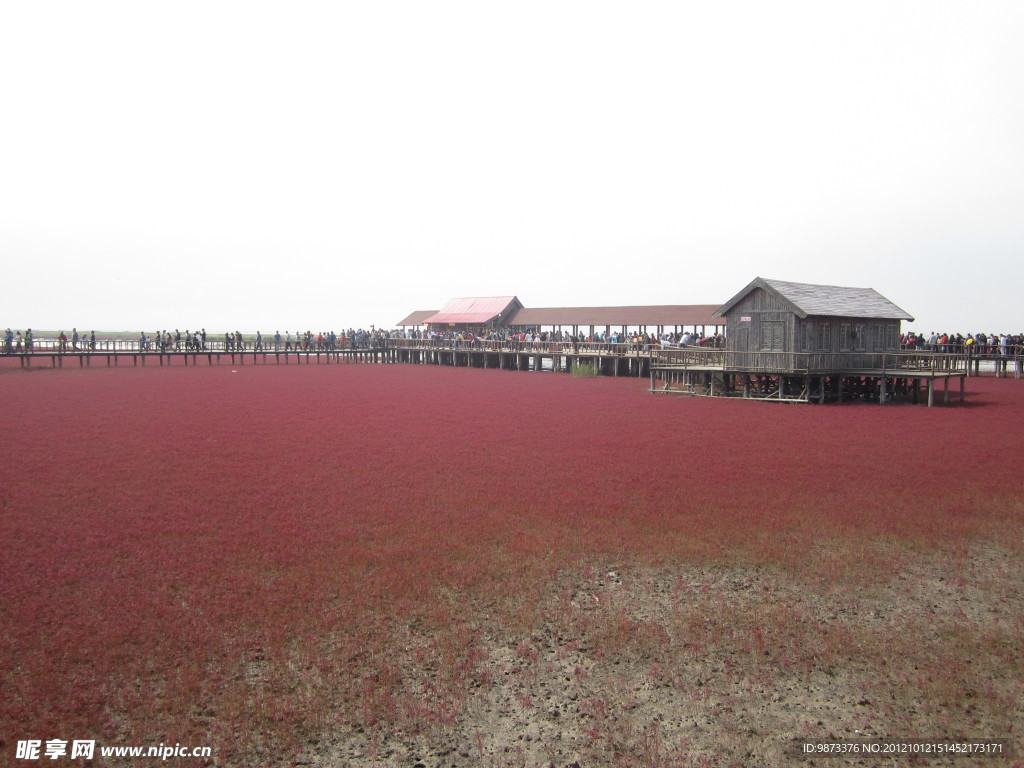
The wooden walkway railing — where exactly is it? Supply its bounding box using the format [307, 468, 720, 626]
[2, 339, 1021, 378]
[651, 347, 1022, 377]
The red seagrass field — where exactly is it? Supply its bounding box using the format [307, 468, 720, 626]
[1, 362, 1022, 767]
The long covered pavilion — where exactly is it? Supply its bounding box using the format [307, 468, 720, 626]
[397, 296, 725, 338]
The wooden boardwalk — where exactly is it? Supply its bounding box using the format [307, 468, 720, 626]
[389, 339, 653, 377]
[3, 341, 1020, 407]
[5, 348, 393, 369]
[1, 340, 658, 377]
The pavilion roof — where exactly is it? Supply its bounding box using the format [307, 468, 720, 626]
[423, 296, 522, 325]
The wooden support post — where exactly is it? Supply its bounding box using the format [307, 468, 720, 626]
[927, 379, 934, 407]
[944, 376, 950, 404]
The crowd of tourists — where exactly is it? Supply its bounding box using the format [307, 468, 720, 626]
[3, 326, 1021, 356]
[134, 328, 393, 352]
[391, 327, 726, 352]
[1, 327, 390, 354]
[901, 331, 1022, 355]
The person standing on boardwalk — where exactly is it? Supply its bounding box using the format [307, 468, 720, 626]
[255, 331, 263, 351]
[274, 330, 281, 351]
[4, 328, 12, 354]
[90, 330, 96, 351]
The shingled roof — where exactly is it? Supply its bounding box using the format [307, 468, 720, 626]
[715, 277, 914, 321]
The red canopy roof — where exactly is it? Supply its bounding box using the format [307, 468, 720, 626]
[424, 297, 521, 325]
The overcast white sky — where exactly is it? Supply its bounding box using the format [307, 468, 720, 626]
[2, 1, 1022, 335]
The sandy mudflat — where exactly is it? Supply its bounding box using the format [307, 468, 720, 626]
[299, 543, 1022, 768]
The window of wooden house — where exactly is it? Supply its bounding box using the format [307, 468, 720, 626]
[840, 323, 852, 352]
[759, 321, 783, 351]
[886, 324, 898, 350]
[873, 323, 886, 351]
[817, 321, 832, 351]
[854, 323, 866, 352]
[800, 322, 814, 352]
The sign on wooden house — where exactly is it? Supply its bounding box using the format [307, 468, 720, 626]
[713, 277, 914, 372]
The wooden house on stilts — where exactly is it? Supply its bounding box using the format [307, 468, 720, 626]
[715, 277, 913, 371]
[651, 277, 967, 405]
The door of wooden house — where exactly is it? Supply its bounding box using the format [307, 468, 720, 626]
[759, 321, 785, 370]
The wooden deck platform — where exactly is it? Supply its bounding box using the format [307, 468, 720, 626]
[646, 349, 1001, 406]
